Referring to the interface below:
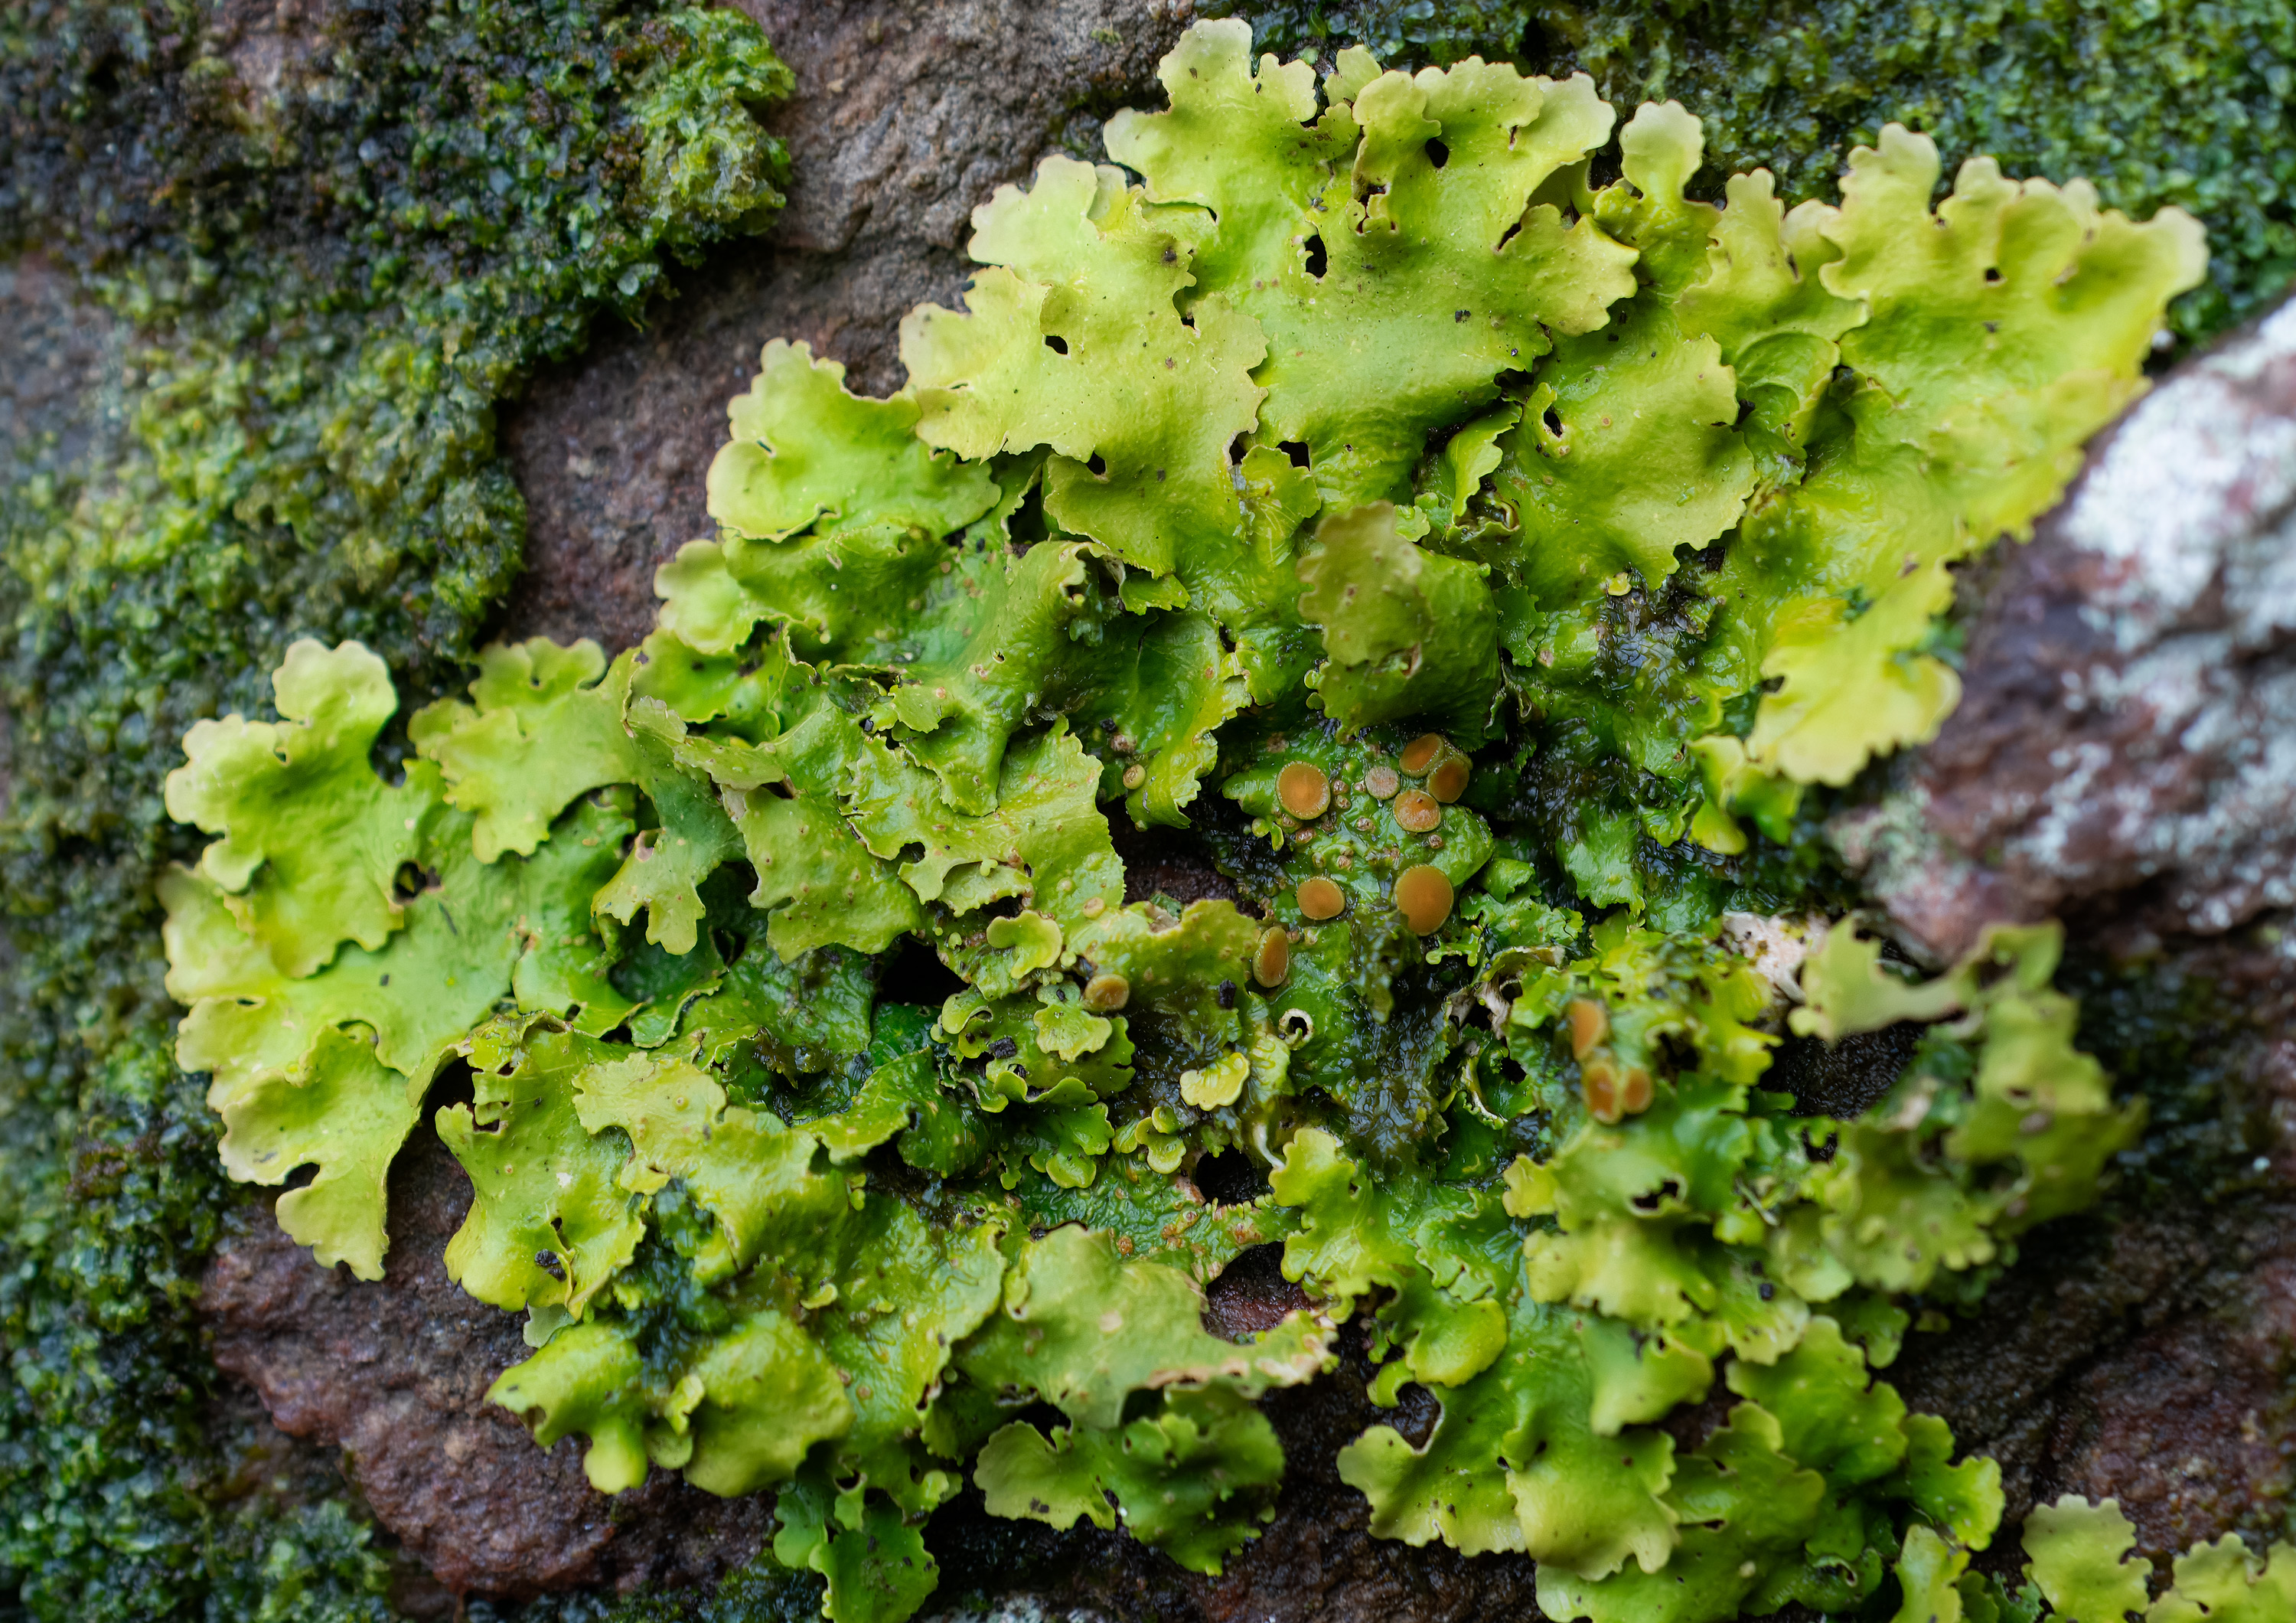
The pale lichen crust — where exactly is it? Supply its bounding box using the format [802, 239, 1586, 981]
[161, 20, 2215, 1623]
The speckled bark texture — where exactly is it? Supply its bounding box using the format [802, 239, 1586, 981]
[202, 1129, 772, 1603]
[1893, 1193, 2296, 1576]
[1841, 299, 2296, 964]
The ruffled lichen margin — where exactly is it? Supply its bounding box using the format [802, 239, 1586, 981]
[1223, 0, 2296, 348]
[146, 16, 2278, 1622]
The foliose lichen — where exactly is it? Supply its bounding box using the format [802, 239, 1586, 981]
[2010, 1496, 2294, 1621]
[149, 18, 2219, 1621]
[1228, 0, 2295, 347]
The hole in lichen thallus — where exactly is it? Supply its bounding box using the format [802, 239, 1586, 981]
[1424, 136, 1450, 169]
[1280, 440, 1310, 468]
[1301, 233, 1327, 278]
[1389, 1381, 1440, 1448]
[875, 934, 966, 1008]
[1005, 477, 1052, 547]
[1629, 1178, 1683, 1213]
[1770, 1021, 1927, 1119]
[428, 1055, 477, 1115]
[1043, 333, 1068, 354]
[1192, 1148, 1268, 1205]
[1086, 452, 1108, 477]
[1542, 404, 1564, 436]
[1202, 1243, 1309, 1342]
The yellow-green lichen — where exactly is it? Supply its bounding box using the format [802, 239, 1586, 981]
[145, 21, 2211, 1623]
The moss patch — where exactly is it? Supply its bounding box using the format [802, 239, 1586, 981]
[0, 0, 787, 1614]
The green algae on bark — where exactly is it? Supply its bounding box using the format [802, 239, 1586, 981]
[0, 1, 789, 1615]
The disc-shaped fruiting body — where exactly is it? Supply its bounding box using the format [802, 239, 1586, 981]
[1393, 864, 1454, 933]
[1567, 997, 1609, 1059]
[1253, 926, 1291, 987]
[1296, 876, 1346, 919]
[1392, 789, 1442, 834]
[1277, 761, 1332, 818]
[1580, 1053, 1654, 1123]
[1399, 733, 1446, 774]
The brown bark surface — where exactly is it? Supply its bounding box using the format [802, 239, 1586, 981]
[204, 1130, 771, 1602]
[1892, 1192, 2296, 1574]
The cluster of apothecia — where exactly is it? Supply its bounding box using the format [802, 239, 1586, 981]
[1273, 732, 1470, 935]
[1566, 994, 1654, 1125]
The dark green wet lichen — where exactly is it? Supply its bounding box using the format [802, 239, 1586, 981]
[0, 0, 788, 1615]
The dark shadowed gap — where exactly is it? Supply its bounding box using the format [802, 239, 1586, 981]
[1765, 1021, 1925, 1119]
[873, 933, 967, 1008]
[1191, 1148, 1268, 1206]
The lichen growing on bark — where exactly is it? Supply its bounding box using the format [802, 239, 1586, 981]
[148, 20, 2238, 1622]
[1227, 0, 2296, 345]
[5, 5, 2291, 1622]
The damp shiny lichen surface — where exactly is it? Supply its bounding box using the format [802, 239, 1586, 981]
[150, 18, 2246, 1623]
